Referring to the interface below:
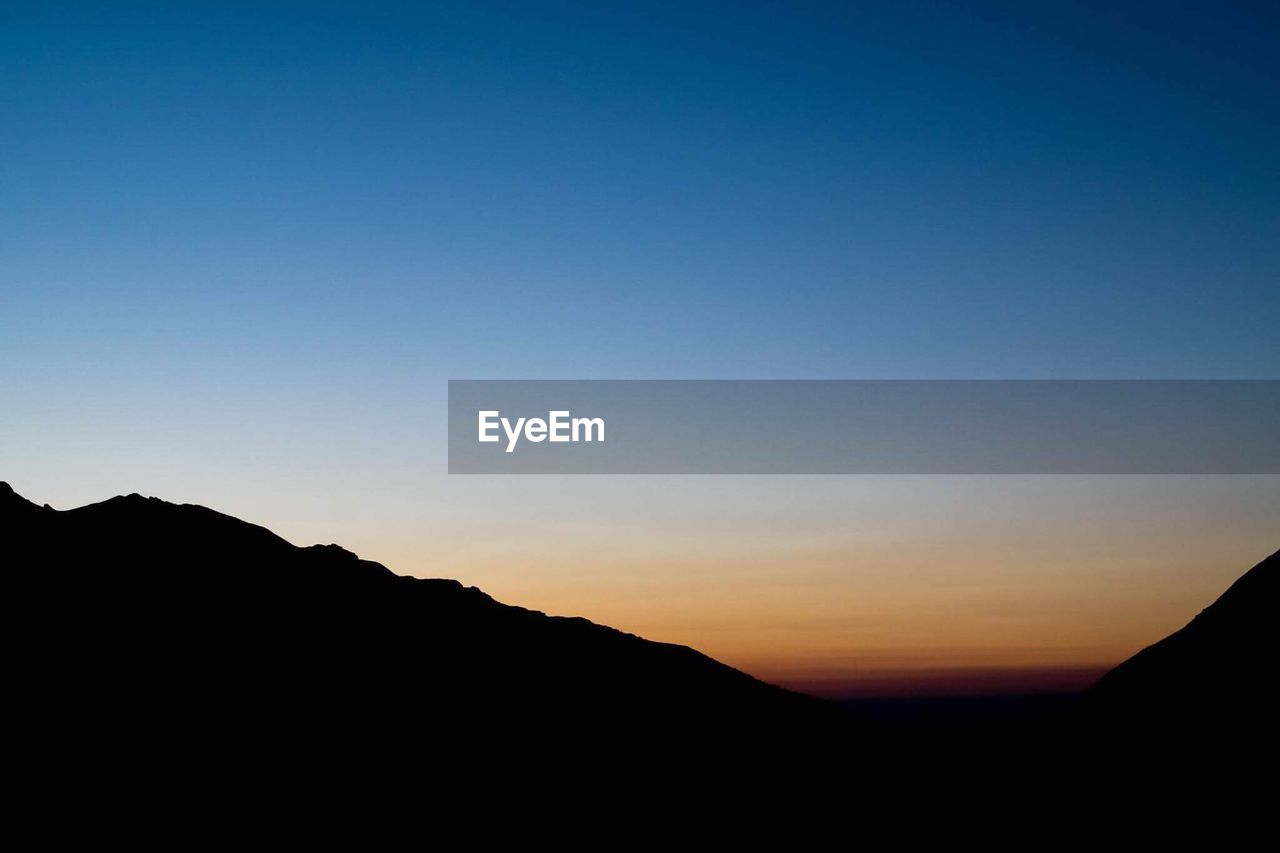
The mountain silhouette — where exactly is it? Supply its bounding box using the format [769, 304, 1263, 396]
[4, 482, 849, 772]
[8, 481, 1274, 785]
[1088, 547, 1277, 739]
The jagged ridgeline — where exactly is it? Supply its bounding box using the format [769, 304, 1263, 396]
[5, 481, 1274, 775]
[3, 481, 847, 765]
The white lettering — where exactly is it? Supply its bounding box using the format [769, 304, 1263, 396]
[478, 411, 500, 443]
[501, 416, 526, 453]
[549, 410, 571, 442]
[479, 410, 605, 453]
[573, 416, 605, 442]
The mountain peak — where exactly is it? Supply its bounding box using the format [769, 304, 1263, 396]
[5, 483, 844, 757]
[1, 482, 41, 512]
[107, 492, 153, 504]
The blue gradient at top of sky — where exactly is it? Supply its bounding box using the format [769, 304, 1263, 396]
[3, 0, 1277, 395]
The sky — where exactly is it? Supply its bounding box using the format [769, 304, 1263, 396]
[2, 2, 1277, 696]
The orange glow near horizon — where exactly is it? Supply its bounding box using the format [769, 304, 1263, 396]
[15, 475, 1277, 699]
[321, 477, 1278, 699]
[775, 667, 1108, 699]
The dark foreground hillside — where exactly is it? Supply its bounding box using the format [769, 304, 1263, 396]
[4, 482, 849, 773]
[6, 481, 1275, 791]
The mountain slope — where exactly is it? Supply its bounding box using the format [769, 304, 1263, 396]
[4, 482, 846, 764]
[1089, 548, 1277, 734]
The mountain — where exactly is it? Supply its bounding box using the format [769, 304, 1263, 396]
[9, 480, 1273, 784]
[1088, 547, 1277, 738]
[3, 482, 848, 772]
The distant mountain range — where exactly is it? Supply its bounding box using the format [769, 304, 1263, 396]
[5, 481, 1273, 772]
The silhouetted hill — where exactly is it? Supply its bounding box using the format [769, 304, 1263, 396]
[1088, 548, 1277, 738]
[9, 481, 1274, 789]
[4, 482, 848, 771]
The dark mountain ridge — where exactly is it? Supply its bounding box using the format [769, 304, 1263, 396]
[4, 482, 845, 768]
[6, 481, 1274, 780]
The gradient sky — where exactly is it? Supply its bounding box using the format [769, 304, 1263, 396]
[3, 2, 1277, 696]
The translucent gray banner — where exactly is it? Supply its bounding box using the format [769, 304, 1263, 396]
[447, 380, 1280, 474]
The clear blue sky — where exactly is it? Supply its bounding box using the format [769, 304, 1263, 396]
[2, 2, 1277, 690]
[4, 2, 1276, 387]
